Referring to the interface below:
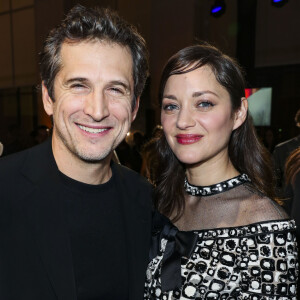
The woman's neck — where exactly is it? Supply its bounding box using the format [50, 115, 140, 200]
[186, 154, 239, 187]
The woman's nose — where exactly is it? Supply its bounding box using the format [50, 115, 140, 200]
[176, 108, 196, 129]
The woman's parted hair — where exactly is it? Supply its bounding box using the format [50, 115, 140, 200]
[39, 4, 149, 108]
[154, 43, 276, 221]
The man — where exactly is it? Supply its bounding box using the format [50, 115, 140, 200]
[0, 5, 151, 300]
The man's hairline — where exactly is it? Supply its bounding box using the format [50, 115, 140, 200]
[46, 38, 138, 109]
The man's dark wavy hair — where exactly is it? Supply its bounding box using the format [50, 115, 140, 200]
[154, 43, 276, 221]
[39, 4, 149, 108]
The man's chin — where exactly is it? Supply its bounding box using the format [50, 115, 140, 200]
[76, 150, 112, 164]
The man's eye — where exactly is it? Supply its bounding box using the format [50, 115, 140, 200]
[106, 87, 129, 98]
[110, 87, 123, 94]
[71, 84, 85, 89]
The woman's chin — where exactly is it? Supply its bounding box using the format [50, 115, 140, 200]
[176, 154, 203, 166]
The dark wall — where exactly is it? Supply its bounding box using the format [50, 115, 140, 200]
[253, 65, 300, 141]
[0, 0, 299, 140]
[236, 0, 300, 142]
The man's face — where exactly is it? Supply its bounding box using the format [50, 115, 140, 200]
[43, 40, 139, 163]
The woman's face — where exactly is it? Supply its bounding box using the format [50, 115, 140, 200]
[161, 65, 241, 167]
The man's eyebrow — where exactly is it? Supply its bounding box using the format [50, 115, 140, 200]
[109, 80, 131, 90]
[64, 78, 131, 91]
[64, 77, 89, 85]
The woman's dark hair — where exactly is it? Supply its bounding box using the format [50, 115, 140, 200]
[39, 4, 149, 109]
[285, 147, 300, 187]
[154, 43, 276, 221]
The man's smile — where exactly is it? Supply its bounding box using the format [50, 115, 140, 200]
[77, 124, 111, 134]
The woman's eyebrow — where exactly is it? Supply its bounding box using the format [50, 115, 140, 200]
[192, 90, 218, 97]
[163, 90, 219, 100]
[163, 94, 177, 100]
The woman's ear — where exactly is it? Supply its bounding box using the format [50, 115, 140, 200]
[233, 97, 248, 130]
[42, 82, 54, 116]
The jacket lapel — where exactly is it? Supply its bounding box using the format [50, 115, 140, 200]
[21, 140, 77, 300]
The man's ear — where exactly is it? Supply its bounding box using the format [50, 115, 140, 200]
[233, 97, 248, 130]
[42, 82, 54, 116]
[131, 96, 140, 122]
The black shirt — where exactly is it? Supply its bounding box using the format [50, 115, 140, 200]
[59, 166, 128, 300]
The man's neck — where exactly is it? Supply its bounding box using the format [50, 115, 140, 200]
[52, 140, 113, 185]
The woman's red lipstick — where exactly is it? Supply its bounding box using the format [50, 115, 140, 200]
[176, 134, 203, 145]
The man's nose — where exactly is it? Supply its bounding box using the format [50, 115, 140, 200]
[83, 92, 110, 121]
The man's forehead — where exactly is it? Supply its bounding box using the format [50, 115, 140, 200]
[60, 39, 132, 59]
[57, 40, 134, 83]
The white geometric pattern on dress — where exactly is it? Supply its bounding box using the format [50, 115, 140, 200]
[144, 219, 298, 300]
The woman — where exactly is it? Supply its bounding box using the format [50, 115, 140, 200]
[144, 44, 298, 299]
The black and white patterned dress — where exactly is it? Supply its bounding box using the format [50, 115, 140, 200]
[144, 177, 298, 300]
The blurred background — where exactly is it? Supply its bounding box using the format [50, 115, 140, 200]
[0, 0, 299, 155]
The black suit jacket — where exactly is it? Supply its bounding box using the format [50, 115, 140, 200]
[0, 140, 152, 300]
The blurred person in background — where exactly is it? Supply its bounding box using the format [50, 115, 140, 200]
[262, 127, 276, 153]
[273, 109, 300, 199]
[31, 125, 51, 145]
[284, 147, 300, 236]
[141, 125, 163, 184]
[0, 141, 3, 157]
[285, 147, 300, 296]
[0, 124, 25, 156]
[131, 131, 145, 172]
[140, 138, 157, 183]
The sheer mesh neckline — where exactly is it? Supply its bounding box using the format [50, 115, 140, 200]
[176, 182, 289, 231]
[184, 173, 251, 196]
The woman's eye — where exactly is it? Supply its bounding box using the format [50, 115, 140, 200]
[197, 101, 214, 109]
[163, 103, 178, 111]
